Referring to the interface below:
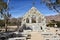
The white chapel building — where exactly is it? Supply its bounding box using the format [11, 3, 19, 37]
[21, 7, 46, 31]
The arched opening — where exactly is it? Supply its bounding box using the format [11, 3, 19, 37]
[26, 18, 29, 23]
[32, 15, 36, 23]
[41, 26, 42, 30]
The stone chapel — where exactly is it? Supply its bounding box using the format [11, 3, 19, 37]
[21, 7, 46, 31]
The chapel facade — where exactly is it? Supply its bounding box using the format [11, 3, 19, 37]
[21, 7, 46, 31]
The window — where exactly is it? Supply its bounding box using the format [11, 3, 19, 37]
[41, 26, 42, 30]
[32, 15, 36, 23]
[26, 18, 29, 23]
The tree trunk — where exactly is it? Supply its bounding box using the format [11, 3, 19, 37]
[5, 19, 7, 32]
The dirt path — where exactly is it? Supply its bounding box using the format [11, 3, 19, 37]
[28, 31, 44, 40]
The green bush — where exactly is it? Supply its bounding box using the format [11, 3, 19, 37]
[0, 20, 5, 28]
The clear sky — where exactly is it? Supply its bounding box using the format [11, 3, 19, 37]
[5, 0, 57, 18]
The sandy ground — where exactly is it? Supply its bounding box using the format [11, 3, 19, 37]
[28, 31, 44, 40]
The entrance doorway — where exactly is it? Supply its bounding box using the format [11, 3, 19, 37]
[32, 26, 40, 31]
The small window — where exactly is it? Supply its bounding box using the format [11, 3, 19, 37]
[41, 27, 42, 30]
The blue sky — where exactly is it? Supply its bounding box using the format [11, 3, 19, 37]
[5, 0, 57, 18]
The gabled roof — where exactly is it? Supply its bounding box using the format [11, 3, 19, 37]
[23, 7, 44, 18]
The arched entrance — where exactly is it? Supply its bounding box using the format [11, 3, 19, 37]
[32, 25, 40, 31]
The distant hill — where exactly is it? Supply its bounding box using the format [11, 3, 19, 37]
[9, 15, 60, 24]
[45, 15, 60, 23]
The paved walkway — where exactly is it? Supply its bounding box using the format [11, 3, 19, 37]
[28, 31, 44, 40]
